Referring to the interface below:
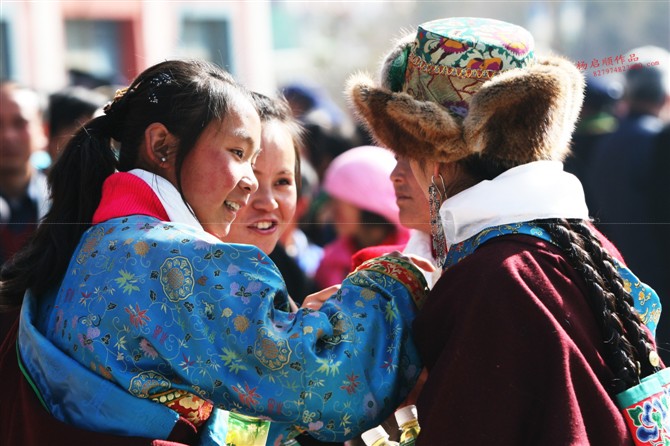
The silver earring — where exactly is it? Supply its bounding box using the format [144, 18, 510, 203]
[160, 157, 167, 162]
[429, 174, 447, 268]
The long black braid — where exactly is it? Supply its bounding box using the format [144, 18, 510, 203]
[460, 153, 660, 393]
[536, 218, 660, 393]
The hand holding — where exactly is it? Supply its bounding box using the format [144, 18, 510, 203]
[301, 284, 341, 311]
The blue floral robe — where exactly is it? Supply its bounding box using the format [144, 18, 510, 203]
[29, 215, 426, 443]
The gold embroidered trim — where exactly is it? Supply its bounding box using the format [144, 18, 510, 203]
[150, 389, 187, 404]
[408, 52, 497, 79]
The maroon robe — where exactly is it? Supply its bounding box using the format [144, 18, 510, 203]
[413, 233, 637, 445]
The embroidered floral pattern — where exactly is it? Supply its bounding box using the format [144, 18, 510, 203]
[45, 216, 426, 441]
[253, 327, 292, 370]
[404, 17, 535, 117]
[76, 226, 105, 265]
[619, 373, 670, 446]
[160, 256, 194, 302]
[128, 371, 171, 398]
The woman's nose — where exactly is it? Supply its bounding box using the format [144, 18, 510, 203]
[252, 184, 278, 211]
[239, 168, 258, 193]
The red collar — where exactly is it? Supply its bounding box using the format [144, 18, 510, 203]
[92, 172, 170, 224]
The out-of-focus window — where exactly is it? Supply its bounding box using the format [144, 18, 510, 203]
[178, 18, 231, 71]
[0, 20, 10, 79]
[65, 19, 133, 85]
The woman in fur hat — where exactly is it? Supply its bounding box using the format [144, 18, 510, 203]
[348, 17, 665, 445]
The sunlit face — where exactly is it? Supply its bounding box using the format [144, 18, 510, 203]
[391, 156, 431, 232]
[0, 85, 47, 174]
[180, 96, 261, 240]
[223, 120, 298, 254]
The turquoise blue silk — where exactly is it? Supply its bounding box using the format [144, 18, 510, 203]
[445, 222, 662, 337]
[19, 290, 180, 438]
[36, 216, 425, 442]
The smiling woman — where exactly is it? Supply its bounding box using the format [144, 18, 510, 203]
[169, 105, 261, 239]
[223, 91, 301, 255]
[0, 59, 427, 446]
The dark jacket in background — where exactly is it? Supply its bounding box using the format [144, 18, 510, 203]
[586, 113, 670, 361]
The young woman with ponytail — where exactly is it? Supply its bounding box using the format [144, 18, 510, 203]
[348, 17, 666, 445]
[0, 59, 427, 445]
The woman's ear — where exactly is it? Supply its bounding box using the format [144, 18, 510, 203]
[140, 123, 179, 175]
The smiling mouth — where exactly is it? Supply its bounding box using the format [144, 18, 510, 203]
[225, 201, 240, 212]
[251, 221, 277, 231]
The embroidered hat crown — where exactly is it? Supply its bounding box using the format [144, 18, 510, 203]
[347, 17, 585, 167]
[388, 17, 535, 118]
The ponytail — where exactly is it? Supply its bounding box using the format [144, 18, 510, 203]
[0, 115, 118, 309]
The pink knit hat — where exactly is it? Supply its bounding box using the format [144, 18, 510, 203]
[322, 145, 401, 226]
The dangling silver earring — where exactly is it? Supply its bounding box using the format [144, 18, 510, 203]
[429, 174, 447, 268]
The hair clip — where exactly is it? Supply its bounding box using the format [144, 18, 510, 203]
[148, 73, 174, 104]
[103, 87, 129, 114]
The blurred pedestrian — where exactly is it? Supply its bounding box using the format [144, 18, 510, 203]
[650, 121, 670, 340]
[283, 83, 353, 178]
[314, 145, 410, 289]
[563, 76, 621, 202]
[0, 81, 49, 269]
[586, 45, 670, 361]
[280, 157, 324, 284]
[0, 81, 49, 341]
[45, 85, 108, 165]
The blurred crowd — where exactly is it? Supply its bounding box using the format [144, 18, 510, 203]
[561, 45, 670, 362]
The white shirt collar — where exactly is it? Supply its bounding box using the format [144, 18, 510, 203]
[403, 229, 441, 288]
[439, 160, 589, 247]
[403, 230, 435, 264]
[128, 169, 203, 231]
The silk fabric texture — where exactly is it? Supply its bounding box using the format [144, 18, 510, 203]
[19, 171, 427, 443]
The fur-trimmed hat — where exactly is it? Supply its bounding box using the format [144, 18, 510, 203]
[347, 17, 585, 166]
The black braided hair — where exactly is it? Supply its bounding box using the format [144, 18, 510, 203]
[535, 218, 660, 393]
[457, 153, 660, 393]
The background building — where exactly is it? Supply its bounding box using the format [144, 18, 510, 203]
[0, 1, 274, 94]
[1, 1, 668, 115]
